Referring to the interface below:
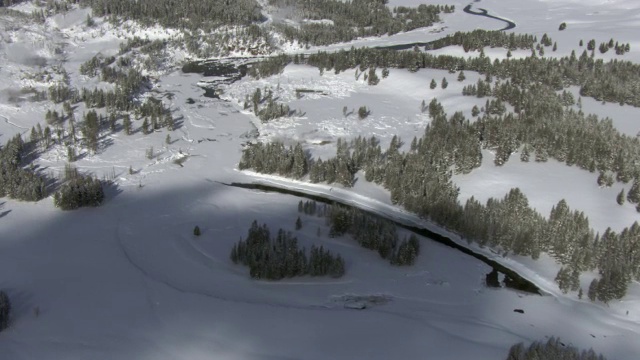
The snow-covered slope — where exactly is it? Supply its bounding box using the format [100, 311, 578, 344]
[1, 0, 640, 359]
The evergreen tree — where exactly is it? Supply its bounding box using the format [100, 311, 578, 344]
[617, 189, 625, 205]
[0, 291, 10, 332]
[627, 178, 640, 204]
[471, 105, 480, 117]
[358, 106, 369, 119]
[367, 68, 379, 85]
[441, 77, 448, 89]
[295, 216, 302, 230]
[457, 70, 466, 82]
[194, 225, 201, 236]
[588, 278, 598, 301]
[142, 118, 150, 134]
[123, 114, 132, 135]
[430, 78, 437, 89]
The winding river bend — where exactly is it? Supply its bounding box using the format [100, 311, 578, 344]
[462, 4, 516, 31]
[223, 181, 544, 296]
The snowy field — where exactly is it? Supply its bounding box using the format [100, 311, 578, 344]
[1, 0, 640, 359]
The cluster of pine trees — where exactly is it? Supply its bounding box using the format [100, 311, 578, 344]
[428, 30, 537, 52]
[297, 200, 421, 266]
[240, 100, 640, 301]
[230, 220, 345, 279]
[506, 337, 607, 360]
[248, 54, 290, 79]
[242, 87, 293, 123]
[461, 73, 640, 195]
[298, 43, 640, 107]
[269, 0, 445, 46]
[0, 135, 47, 201]
[81, 0, 264, 31]
[239, 141, 308, 178]
[79, 54, 116, 77]
[53, 165, 104, 210]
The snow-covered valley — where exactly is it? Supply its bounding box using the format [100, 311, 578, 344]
[1, 0, 640, 359]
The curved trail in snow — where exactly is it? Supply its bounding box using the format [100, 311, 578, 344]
[0, 114, 28, 132]
[462, 4, 516, 31]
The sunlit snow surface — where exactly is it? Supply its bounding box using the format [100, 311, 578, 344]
[1, 0, 640, 359]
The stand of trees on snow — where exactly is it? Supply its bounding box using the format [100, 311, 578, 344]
[53, 165, 105, 210]
[269, 0, 448, 46]
[240, 100, 640, 302]
[300, 44, 640, 107]
[506, 337, 607, 360]
[0, 135, 47, 201]
[81, 0, 264, 31]
[230, 220, 345, 279]
[243, 87, 293, 123]
[428, 30, 538, 52]
[248, 54, 291, 79]
[298, 200, 421, 266]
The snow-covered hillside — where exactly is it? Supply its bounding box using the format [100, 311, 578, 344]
[1, 0, 640, 359]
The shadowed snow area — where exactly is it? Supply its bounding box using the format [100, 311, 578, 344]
[1, 0, 640, 358]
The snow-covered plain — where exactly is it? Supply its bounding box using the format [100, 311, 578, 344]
[1, 0, 640, 359]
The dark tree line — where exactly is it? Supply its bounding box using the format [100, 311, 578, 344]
[81, 0, 264, 31]
[269, 0, 446, 46]
[506, 337, 607, 360]
[428, 30, 537, 52]
[293, 43, 640, 107]
[248, 54, 291, 79]
[230, 220, 345, 279]
[53, 165, 105, 210]
[240, 100, 640, 301]
[0, 135, 47, 201]
[297, 200, 421, 266]
[462, 75, 640, 194]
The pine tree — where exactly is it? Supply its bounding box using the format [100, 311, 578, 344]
[588, 278, 598, 301]
[518, 145, 530, 162]
[441, 77, 448, 89]
[430, 79, 437, 89]
[367, 68, 379, 85]
[142, 118, 150, 134]
[457, 70, 465, 82]
[358, 106, 369, 119]
[471, 105, 480, 117]
[230, 244, 238, 263]
[123, 114, 132, 135]
[295, 216, 302, 230]
[0, 291, 10, 332]
[193, 225, 201, 236]
[617, 189, 626, 205]
[627, 178, 640, 203]
[109, 113, 117, 132]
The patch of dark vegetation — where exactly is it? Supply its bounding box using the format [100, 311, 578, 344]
[53, 165, 105, 210]
[506, 337, 608, 360]
[230, 220, 345, 279]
